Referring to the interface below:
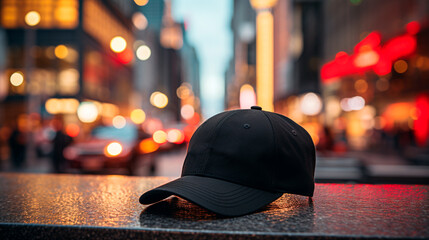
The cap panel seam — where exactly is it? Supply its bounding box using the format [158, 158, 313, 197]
[201, 110, 241, 174]
[261, 111, 278, 187]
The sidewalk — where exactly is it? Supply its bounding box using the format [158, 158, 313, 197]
[317, 151, 429, 184]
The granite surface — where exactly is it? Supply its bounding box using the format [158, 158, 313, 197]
[0, 173, 428, 239]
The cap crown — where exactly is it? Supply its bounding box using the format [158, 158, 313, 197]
[182, 109, 315, 196]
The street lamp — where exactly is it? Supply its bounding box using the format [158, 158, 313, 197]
[250, 0, 278, 111]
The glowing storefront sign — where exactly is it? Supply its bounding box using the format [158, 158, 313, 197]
[321, 22, 420, 83]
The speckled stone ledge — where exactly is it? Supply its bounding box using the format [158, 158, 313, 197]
[0, 173, 428, 239]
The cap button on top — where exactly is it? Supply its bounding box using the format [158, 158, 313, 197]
[251, 106, 262, 110]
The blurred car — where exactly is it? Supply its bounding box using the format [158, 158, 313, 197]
[64, 124, 139, 175]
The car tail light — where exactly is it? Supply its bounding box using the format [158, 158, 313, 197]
[139, 138, 159, 154]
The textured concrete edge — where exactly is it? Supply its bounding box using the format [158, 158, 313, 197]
[0, 223, 426, 240]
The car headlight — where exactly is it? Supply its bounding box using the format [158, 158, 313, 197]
[104, 142, 123, 157]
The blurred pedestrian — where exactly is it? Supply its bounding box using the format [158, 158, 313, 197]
[8, 123, 26, 171]
[51, 117, 73, 173]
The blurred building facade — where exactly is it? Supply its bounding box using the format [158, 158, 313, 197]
[228, 0, 429, 155]
[0, 0, 201, 167]
[320, 0, 429, 152]
[0, 0, 136, 129]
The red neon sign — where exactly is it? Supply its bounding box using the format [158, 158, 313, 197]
[321, 22, 420, 83]
[414, 93, 429, 147]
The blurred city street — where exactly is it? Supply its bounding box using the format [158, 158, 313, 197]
[1, 0, 429, 185]
[2, 145, 428, 184]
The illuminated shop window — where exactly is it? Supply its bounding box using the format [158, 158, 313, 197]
[0, 0, 78, 29]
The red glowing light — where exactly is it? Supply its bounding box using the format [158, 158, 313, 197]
[414, 93, 429, 146]
[373, 55, 392, 76]
[406, 21, 420, 35]
[183, 124, 198, 142]
[381, 35, 416, 61]
[185, 112, 200, 125]
[321, 29, 417, 82]
[65, 124, 80, 137]
[117, 49, 133, 64]
[353, 32, 381, 53]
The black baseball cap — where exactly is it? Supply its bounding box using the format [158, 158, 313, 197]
[140, 106, 315, 216]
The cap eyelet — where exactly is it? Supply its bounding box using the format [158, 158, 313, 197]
[243, 124, 251, 129]
[291, 130, 297, 136]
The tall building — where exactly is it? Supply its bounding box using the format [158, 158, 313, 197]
[0, 0, 136, 128]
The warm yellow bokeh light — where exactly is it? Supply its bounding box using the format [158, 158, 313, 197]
[134, 0, 149, 6]
[105, 142, 123, 157]
[139, 138, 159, 154]
[150, 91, 168, 108]
[250, 0, 278, 9]
[112, 115, 126, 129]
[46, 98, 79, 115]
[153, 130, 167, 144]
[110, 36, 127, 53]
[136, 45, 151, 61]
[130, 109, 146, 124]
[25, 11, 41, 26]
[10, 72, 24, 86]
[176, 83, 192, 99]
[55, 45, 69, 59]
[45, 98, 61, 115]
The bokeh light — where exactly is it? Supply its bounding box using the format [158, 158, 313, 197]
[132, 12, 148, 30]
[136, 45, 151, 61]
[239, 84, 256, 109]
[340, 96, 365, 111]
[110, 36, 127, 53]
[105, 142, 122, 157]
[10, 72, 24, 86]
[45, 98, 61, 115]
[150, 91, 168, 108]
[65, 123, 80, 137]
[139, 138, 159, 154]
[134, 0, 149, 6]
[393, 60, 408, 73]
[167, 129, 185, 144]
[130, 109, 146, 124]
[354, 79, 368, 93]
[176, 83, 192, 99]
[25, 11, 41, 26]
[112, 115, 127, 129]
[55, 45, 68, 59]
[77, 102, 99, 123]
[181, 104, 195, 120]
[153, 130, 167, 144]
[300, 92, 322, 116]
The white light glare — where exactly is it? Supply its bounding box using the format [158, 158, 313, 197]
[340, 96, 365, 112]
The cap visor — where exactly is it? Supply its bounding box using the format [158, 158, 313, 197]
[139, 176, 282, 217]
